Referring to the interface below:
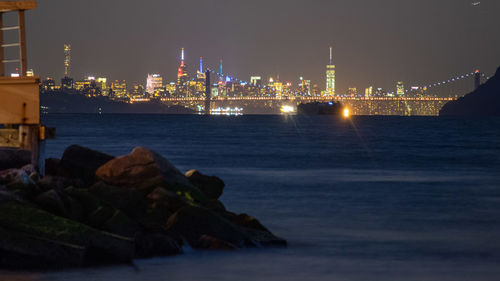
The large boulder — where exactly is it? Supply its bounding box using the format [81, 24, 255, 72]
[96, 147, 193, 189]
[0, 226, 86, 269]
[65, 186, 140, 237]
[166, 206, 255, 249]
[60, 145, 115, 185]
[185, 169, 225, 200]
[0, 201, 135, 266]
[34, 189, 68, 217]
[0, 186, 22, 203]
[220, 212, 287, 247]
[147, 187, 190, 212]
[37, 175, 82, 192]
[45, 158, 72, 178]
[135, 232, 183, 258]
[0, 148, 31, 171]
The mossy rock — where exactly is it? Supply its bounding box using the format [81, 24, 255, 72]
[0, 201, 135, 264]
[166, 206, 256, 249]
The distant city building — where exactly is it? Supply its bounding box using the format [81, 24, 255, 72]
[325, 46, 336, 96]
[111, 80, 127, 99]
[250, 76, 262, 86]
[274, 81, 283, 98]
[177, 48, 188, 87]
[146, 74, 163, 96]
[197, 57, 206, 80]
[365, 86, 373, 98]
[96, 77, 108, 95]
[41, 78, 56, 92]
[397, 81, 405, 97]
[64, 44, 71, 76]
[61, 76, 74, 90]
[133, 83, 145, 95]
[347, 87, 357, 97]
[375, 87, 384, 97]
[74, 79, 90, 91]
[26, 69, 34, 77]
[165, 82, 176, 94]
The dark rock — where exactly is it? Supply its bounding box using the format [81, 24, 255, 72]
[65, 186, 140, 237]
[204, 199, 227, 211]
[88, 182, 149, 223]
[197, 235, 237, 250]
[147, 187, 190, 212]
[37, 175, 76, 192]
[96, 147, 194, 190]
[135, 233, 183, 258]
[61, 145, 115, 185]
[185, 169, 225, 200]
[0, 186, 22, 203]
[0, 148, 31, 171]
[0, 226, 86, 269]
[219, 212, 287, 247]
[0, 201, 135, 265]
[166, 206, 255, 249]
[221, 212, 271, 233]
[45, 158, 72, 178]
[0, 169, 40, 200]
[35, 189, 67, 217]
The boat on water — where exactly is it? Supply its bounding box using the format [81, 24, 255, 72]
[297, 101, 347, 116]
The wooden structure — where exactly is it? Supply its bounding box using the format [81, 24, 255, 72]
[0, 1, 54, 172]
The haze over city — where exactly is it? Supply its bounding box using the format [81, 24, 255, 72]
[18, 0, 500, 93]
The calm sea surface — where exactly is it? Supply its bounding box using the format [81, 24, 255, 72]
[3, 114, 500, 281]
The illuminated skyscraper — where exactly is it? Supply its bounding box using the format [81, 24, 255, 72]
[64, 44, 71, 76]
[197, 57, 206, 79]
[96, 77, 108, 95]
[177, 48, 188, 86]
[347, 87, 357, 97]
[250, 76, 262, 86]
[396, 81, 405, 97]
[147, 74, 163, 95]
[219, 59, 223, 82]
[111, 80, 127, 99]
[325, 46, 336, 96]
[365, 86, 373, 98]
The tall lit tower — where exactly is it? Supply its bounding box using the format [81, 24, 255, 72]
[397, 81, 405, 97]
[219, 59, 223, 82]
[177, 48, 188, 86]
[325, 46, 336, 96]
[197, 57, 206, 79]
[64, 44, 71, 77]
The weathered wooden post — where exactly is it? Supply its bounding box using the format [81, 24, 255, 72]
[0, 1, 54, 173]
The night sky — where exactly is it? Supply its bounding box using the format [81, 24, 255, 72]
[12, 0, 500, 93]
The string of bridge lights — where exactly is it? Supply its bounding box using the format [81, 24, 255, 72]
[201, 69, 490, 97]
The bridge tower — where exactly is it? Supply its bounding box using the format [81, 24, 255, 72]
[474, 69, 481, 90]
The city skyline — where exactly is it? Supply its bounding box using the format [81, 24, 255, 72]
[17, 0, 500, 93]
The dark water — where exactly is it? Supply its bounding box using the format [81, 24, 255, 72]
[3, 114, 500, 281]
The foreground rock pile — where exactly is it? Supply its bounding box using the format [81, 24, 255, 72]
[0, 145, 285, 269]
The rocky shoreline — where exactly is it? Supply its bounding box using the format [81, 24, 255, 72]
[0, 145, 286, 269]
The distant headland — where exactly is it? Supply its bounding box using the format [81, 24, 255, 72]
[440, 66, 500, 116]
